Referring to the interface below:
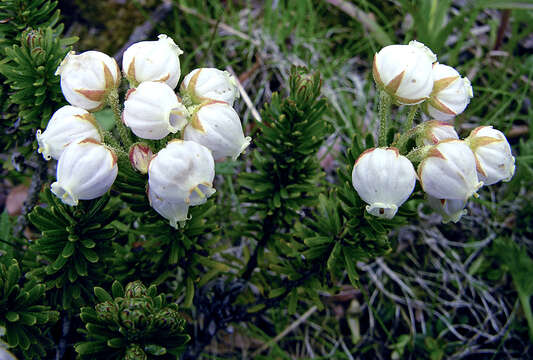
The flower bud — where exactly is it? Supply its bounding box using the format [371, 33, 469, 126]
[465, 126, 515, 185]
[122, 34, 183, 89]
[123, 81, 189, 140]
[426, 196, 467, 223]
[181, 68, 239, 106]
[51, 139, 118, 206]
[352, 147, 417, 219]
[418, 140, 482, 200]
[183, 101, 251, 160]
[147, 186, 189, 229]
[36, 105, 102, 161]
[373, 40, 436, 105]
[416, 120, 458, 146]
[148, 140, 215, 205]
[129, 143, 153, 174]
[56, 51, 120, 111]
[423, 63, 473, 121]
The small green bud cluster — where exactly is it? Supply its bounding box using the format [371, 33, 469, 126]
[76, 280, 189, 360]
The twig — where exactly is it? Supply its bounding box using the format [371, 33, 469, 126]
[226, 65, 262, 123]
[113, 1, 174, 63]
[183, 269, 315, 359]
[13, 155, 47, 238]
[324, 0, 392, 46]
[177, 4, 260, 47]
[240, 215, 274, 280]
[251, 305, 318, 357]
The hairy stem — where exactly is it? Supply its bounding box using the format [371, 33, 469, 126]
[404, 104, 419, 131]
[378, 91, 392, 147]
[107, 89, 131, 149]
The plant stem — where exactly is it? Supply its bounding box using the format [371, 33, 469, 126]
[392, 127, 418, 153]
[241, 215, 275, 281]
[406, 145, 431, 164]
[103, 130, 121, 150]
[404, 104, 419, 131]
[107, 89, 131, 149]
[378, 91, 391, 147]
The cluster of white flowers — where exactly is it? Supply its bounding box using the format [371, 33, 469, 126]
[353, 41, 515, 222]
[373, 40, 473, 120]
[37, 34, 250, 227]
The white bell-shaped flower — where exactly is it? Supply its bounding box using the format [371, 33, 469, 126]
[351, 147, 417, 219]
[56, 51, 120, 111]
[465, 126, 515, 185]
[147, 186, 189, 229]
[183, 101, 251, 161]
[122, 34, 183, 89]
[51, 139, 118, 206]
[416, 120, 459, 146]
[373, 40, 436, 105]
[36, 105, 102, 161]
[148, 140, 216, 205]
[123, 81, 189, 140]
[181, 68, 239, 106]
[418, 140, 482, 200]
[424, 63, 473, 121]
[426, 196, 467, 223]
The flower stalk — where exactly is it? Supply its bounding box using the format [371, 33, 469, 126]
[378, 90, 392, 147]
[107, 89, 132, 149]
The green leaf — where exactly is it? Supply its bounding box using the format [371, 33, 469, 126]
[61, 242, 75, 258]
[93, 287, 112, 303]
[344, 247, 359, 287]
[184, 277, 194, 308]
[80, 247, 99, 263]
[6, 312, 19, 322]
[111, 281, 124, 298]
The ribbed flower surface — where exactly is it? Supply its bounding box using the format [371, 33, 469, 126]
[466, 126, 515, 185]
[418, 140, 482, 200]
[148, 140, 215, 205]
[36, 105, 101, 161]
[56, 51, 120, 111]
[51, 140, 118, 206]
[352, 147, 416, 219]
[123, 81, 188, 140]
[122, 34, 183, 89]
[181, 68, 239, 106]
[426, 63, 473, 120]
[183, 102, 250, 160]
[373, 40, 436, 104]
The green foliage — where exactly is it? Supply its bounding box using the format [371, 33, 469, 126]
[269, 133, 404, 294]
[240, 67, 330, 221]
[26, 190, 119, 310]
[0, 27, 76, 152]
[75, 280, 190, 360]
[0, 0, 61, 45]
[0, 259, 59, 359]
[111, 154, 221, 301]
[492, 237, 533, 340]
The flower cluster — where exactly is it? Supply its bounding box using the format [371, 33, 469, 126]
[373, 40, 473, 119]
[352, 41, 515, 222]
[37, 34, 250, 227]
